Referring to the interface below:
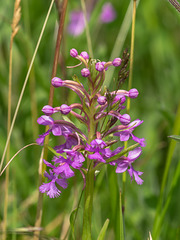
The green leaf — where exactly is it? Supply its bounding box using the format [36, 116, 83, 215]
[119, 192, 124, 240]
[72, 74, 81, 84]
[70, 208, 78, 240]
[168, 135, 180, 142]
[97, 219, 110, 240]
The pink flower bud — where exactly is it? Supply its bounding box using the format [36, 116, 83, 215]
[95, 62, 104, 72]
[80, 51, 89, 60]
[128, 88, 139, 98]
[70, 48, 78, 57]
[51, 77, 63, 87]
[60, 104, 71, 115]
[97, 96, 107, 105]
[120, 114, 131, 125]
[81, 68, 90, 77]
[42, 105, 54, 116]
[112, 58, 122, 67]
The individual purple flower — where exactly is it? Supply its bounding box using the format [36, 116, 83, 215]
[114, 119, 146, 147]
[115, 147, 143, 184]
[68, 11, 85, 36]
[100, 3, 116, 23]
[39, 170, 68, 198]
[86, 139, 111, 163]
[81, 68, 90, 77]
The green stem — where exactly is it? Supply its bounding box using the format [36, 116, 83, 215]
[82, 101, 96, 239]
[82, 167, 95, 240]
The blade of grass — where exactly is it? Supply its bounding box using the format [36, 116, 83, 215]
[153, 103, 180, 237]
[81, 0, 94, 58]
[34, 1, 68, 239]
[119, 191, 124, 240]
[153, 158, 180, 239]
[123, 0, 138, 211]
[0, 0, 55, 172]
[3, 1, 21, 239]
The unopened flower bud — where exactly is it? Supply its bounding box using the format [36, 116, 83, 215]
[80, 51, 89, 60]
[128, 88, 139, 98]
[42, 105, 54, 116]
[70, 48, 78, 57]
[95, 62, 104, 72]
[81, 68, 90, 77]
[60, 104, 71, 115]
[112, 58, 122, 67]
[120, 114, 131, 125]
[97, 96, 107, 105]
[51, 77, 63, 87]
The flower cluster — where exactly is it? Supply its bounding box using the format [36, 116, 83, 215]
[68, 2, 116, 36]
[37, 48, 146, 198]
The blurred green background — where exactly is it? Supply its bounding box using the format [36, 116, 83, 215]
[0, 0, 180, 239]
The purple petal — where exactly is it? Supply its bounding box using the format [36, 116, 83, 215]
[128, 147, 142, 161]
[52, 124, 62, 136]
[128, 166, 144, 185]
[55, 178, 68, 189]
[116, 161, 129, 173]
[131, 134, 146, 147]
[37, 115, 54, 125]
[88, 152, 106, 163]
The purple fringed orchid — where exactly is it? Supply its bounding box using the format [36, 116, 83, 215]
[36, 48, 146, 198]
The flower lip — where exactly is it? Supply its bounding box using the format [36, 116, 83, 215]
[51, 77, 64, 87]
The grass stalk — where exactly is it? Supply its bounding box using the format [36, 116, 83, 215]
[34, 0, 68, 239]
[0, 0, 55, 172]
[81, 0, 94, 58]
[122, 0, 137, 210]
[153, 102, 180, 238]
[104, 0, 140, 88]
[2, 1, 21, 239]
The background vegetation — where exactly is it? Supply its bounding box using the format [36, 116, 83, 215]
[0, 0, 180, 239]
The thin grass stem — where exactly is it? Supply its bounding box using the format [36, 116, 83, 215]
[123, 0, 137, 210]
[3, 1, 21, 239]
[81, 0, 94, 58]
[34, 1, 68, 239]
[0, 0, 55, 172]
